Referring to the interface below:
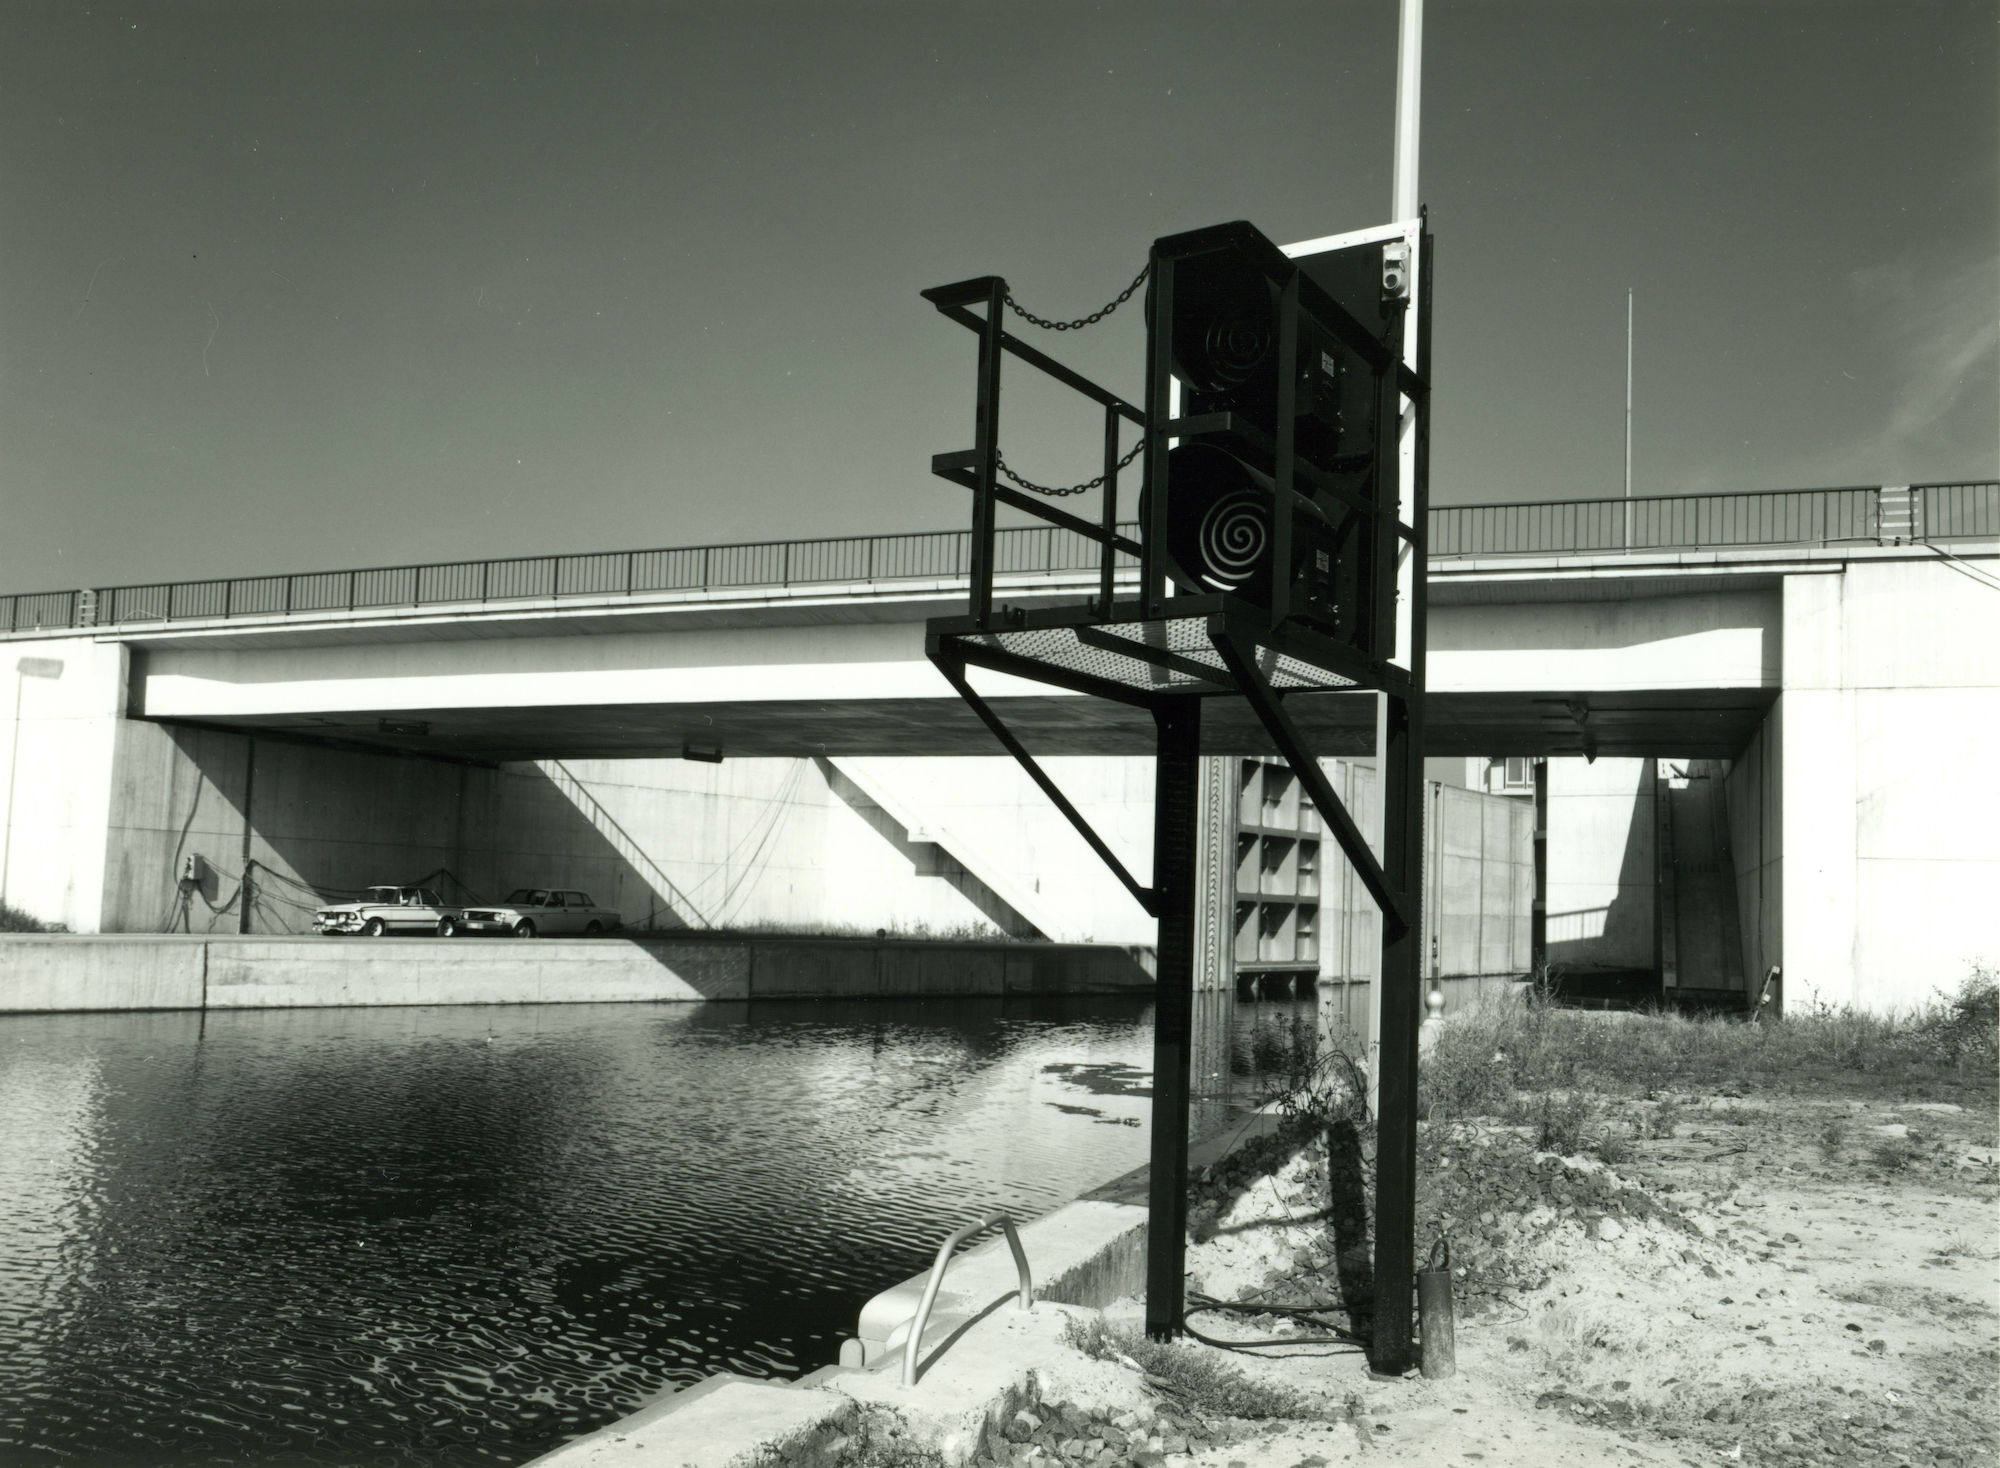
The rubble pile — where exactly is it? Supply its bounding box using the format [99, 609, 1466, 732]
[972, 1393, 1250, 1468]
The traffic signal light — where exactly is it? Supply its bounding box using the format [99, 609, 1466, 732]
[1151, 220, 1398, 658]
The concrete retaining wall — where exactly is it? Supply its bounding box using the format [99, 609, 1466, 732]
[1545, 756, 1658, 972]
[0, 934, 1154, 1013]
[0, 934, 209, 1011]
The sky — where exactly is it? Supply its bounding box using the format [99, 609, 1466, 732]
[2, 0, 1994, 594]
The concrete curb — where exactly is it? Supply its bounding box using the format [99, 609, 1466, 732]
[0, 932, 1155, 1013]
[523, 1108, 1285, 1466]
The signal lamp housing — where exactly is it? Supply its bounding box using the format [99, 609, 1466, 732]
[1151, 219, 1401, 657]
[1168, 240, 1358, 474]
[1161, 443, 1362, 645]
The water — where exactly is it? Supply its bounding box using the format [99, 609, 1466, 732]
[0, 992, 1316, 1466]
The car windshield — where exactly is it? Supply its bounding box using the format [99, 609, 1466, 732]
[364, 888, 401, 902]
[505, 889, 550, 906]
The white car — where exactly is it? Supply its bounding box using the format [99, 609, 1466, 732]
[313, 886, 459, 938]
[452, 888, 622, 938]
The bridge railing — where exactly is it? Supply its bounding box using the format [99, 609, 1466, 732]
[1, 481, 1992, 634]
[1428, 485, 1890, 557]
[1914, 481, 2000, 541]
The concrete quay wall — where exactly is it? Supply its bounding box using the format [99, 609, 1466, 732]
[0, 934, 1155, 1013]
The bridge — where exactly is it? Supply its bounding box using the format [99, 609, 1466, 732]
[3, 481, 1995, 1011]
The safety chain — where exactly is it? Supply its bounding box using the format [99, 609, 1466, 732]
[1004, 263, 1150, 332]
[996, 440, 1145, 498]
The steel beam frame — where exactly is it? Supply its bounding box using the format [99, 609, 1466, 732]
[921, 221, 1432, 1360]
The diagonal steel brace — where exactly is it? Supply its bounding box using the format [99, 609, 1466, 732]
[933, 652, 1162, 918]
[1208, 628, 1411, 937]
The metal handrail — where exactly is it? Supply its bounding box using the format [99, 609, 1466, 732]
[2, 481, 1993, 636]
[900, 1212, 1032, 1387]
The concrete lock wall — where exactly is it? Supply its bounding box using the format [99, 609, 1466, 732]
[101, 720, 476, 936]
[1725, 703, 1783, 998]
[1428, 781, 1535, 980]
[1544, 757, 1658, 974]
[57, 714, 1164, 945]
[0, 637, 129, 932]
[1777, 560, 2000, 1012]
[495, 754, 1157, 945]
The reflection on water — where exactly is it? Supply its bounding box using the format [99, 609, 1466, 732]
[0, 991, 1317, 1467]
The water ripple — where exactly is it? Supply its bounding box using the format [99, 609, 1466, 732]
[0, 991, 1315, 1465]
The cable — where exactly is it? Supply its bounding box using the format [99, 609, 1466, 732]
[1927, 541, 2000, 592]
[1181, 1293, 1368, 1353]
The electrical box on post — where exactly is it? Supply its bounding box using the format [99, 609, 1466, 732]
[179, 853, 202, 886]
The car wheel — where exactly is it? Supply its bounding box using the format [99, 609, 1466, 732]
[363, 918, 387, 938]
[512, 920, 537, 939]
[585, 921, 603, 937]
[438, 917, 458, 939]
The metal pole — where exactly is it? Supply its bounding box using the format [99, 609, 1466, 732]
[1392, 0, 1423, 219]
[1144, 694, 1202, 1340]
[1100, 404, 1120, 617]
[1373, 687, 1423, 1373]
[1370, 222, 1432, 1378]
[1141, 248, 1172, 619]
[970, 278, 1004, 626]
[1624, 289, 1633, 549]
[1531, 757, 1548, 979]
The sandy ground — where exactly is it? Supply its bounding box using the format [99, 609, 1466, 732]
[1019, 1092, 1999, 1468]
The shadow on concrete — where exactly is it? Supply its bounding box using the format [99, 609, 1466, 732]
[112, 724, 719, 936]
[1547, 759, 1656, 983]
[814, 756, 1041, 940]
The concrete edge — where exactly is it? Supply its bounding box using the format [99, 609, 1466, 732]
[0, 933, 1156, 1013]
[849, 1107, 1282, 1364]
[521, 1107, 1289, 1467]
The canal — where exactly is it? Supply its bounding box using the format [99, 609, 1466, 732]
[0, 991, 1319, 1466]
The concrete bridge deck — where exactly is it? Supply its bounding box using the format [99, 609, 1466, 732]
[9, 545, 1871, 763]
[1, 484, 1993, 1011]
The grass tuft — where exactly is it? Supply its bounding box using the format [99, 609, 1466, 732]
[1061, 1316, 1328, 1422]
[1415, 964, 1999, 1112]
[0, 901, 68, 933]
[750, 1404, 942, 1468]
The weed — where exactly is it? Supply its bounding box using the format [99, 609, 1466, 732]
[1936, 1234, 1999, 1261]
[0, 901, 67, 933]
[1912, 967, 1999, 1071]
[749, 1404, 942, 1468]
[714, 919, 1021, 943]
[1817, 1114, 1849, 1160]
[1061, 1316, 1328, 1421]
[1260, 1040, 1371, 1135]
[1512, 1089, 1597, 1156]
[1405, 963, 2000, 1112]
[1635, 1099, 1682, 1139]
[1870, 1137, 1917, 1172]
[1593, 1124, 1634, 1167]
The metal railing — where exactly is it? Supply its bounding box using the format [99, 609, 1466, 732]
[1914, 481, 2000, 541]
[899, 1212, 1032, 1387]
[0, 522, 1138, 636]
[1, 481, 1991, 636]
[1429, 481, 1996, 558]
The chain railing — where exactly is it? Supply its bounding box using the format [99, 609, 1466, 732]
[1, 482, 1992, 635]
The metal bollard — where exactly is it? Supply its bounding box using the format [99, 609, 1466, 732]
[1418, 1241, 1456, 1380]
